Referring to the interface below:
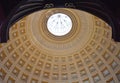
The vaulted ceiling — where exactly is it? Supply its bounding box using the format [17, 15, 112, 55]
[0, 8, 120, 83]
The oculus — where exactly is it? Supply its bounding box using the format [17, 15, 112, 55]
[47, 13, 72, 36]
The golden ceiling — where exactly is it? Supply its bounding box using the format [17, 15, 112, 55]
[0, 8, 120, 83]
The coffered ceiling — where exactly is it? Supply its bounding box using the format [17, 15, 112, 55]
[0, 8, 120, 83]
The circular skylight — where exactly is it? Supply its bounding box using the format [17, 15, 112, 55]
[47, 13, 72, 36]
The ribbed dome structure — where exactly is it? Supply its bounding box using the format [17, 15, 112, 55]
[0, 8, 120, 83]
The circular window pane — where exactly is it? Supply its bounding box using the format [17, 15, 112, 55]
[47, 13, 72, 36]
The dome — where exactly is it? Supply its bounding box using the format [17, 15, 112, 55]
[0, 8, 120, 83]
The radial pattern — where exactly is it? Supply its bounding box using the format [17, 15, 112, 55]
[0, 8, 120, 83]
